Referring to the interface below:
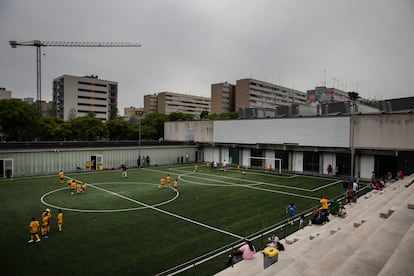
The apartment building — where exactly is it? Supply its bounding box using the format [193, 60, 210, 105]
[211, 82, 236, 114]
[211, 78, 308, 113]
[53, 75, 118, 121]
[0, 87, 12, 100]
[144, 92, 210, 116]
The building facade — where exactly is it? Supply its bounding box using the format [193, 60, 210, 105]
[144, 91, 210, 116]
[211, 82, 236, 114]
[0, 87, 12, 100]
[211, 78, 308, 114]
[124, 106, 144, 121]
[53, 75, 118, 121]
[307, 86, 350, 106]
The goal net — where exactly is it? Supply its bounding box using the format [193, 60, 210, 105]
[246, 157, 282, 174]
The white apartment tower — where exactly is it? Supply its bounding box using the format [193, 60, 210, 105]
[53, 75, 118, 121]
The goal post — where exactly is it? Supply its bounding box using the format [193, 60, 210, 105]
[246, 157, 282, 174]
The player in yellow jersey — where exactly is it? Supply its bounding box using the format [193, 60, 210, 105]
[159, 176, 165, 188]
[166, 175, 171, 187]
[76, 182, 81, 194]
[57, 209, 63, 231]
[173, 179, 178, 193]
[81, 182, 86, 193]
[41, 213, 49, 238]
[58, 170, 64, 183]
[28, 217, 41, 243]
[194, 164, 199, 172]
[70, 181, 76, 195]
[41, 208, 52, 236]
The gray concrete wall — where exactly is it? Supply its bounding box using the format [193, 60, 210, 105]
[353, 114, 414, 150]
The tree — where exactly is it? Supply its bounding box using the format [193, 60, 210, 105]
[141, 113, 168, 140]
[0, 99, 41, 141]
[200, 110, 209, 119]
[69, 113, 107, 141]
[168, 112, 193, 121]
[105, 119, 132, 140]
[38, 116, 72, 141]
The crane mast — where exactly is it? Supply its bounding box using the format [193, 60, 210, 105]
[9, 40, 141, 109]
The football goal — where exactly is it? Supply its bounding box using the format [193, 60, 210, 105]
[246, 156, 282, 174]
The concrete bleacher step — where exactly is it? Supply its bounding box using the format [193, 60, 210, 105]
[286, 180, 414, 276]
[330, 191, 414, 276]
[216, 176, 413, 276]
[377, 223, 414, 276]
[266, 179, 412, 275]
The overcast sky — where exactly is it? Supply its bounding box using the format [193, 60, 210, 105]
[1, 0, 413, 114]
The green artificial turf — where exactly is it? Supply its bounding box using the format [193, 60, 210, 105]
[1, 165, 343, 275]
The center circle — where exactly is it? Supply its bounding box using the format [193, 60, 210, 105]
[40, 182, 179, 213]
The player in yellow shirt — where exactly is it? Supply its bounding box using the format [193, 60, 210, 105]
[28, 217, 41, 243]
[194, 164, 199, 172]
[41, 208, 52, 236]
[173, 179, 179, 193]
[159, 176, 165, 188]
[81, 182, 86, 193]
[70, 181, 76, 195]
[58, 170, 64, 184]
[320, 196, 329, 210]
[166, 175, 171, 187]
[57, 209, 63, 232]
[76, 182, 81, 194]
[41, 213, 49, 238]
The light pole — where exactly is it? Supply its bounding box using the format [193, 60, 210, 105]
[348, 92, 359, 186]
[136, 111, 144, 168]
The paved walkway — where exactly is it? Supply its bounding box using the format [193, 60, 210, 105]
[216, 175, 414, 276]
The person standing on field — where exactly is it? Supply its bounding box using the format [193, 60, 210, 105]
[173, 179, 179, 192]
[286, 203, 296, 225]
[58, 170, 64, 184]
[28, 217, 41, 243]
[166, 174, 171, 187]
[57, 209, 63, 232]
[159, 176, 165, 188]
[120, 164, 128, 178]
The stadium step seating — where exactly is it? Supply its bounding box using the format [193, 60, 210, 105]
[216, 174, 414, 276]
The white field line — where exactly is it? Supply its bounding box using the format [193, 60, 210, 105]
[40, 181, 180, 212]
[65, 176, 244, 240]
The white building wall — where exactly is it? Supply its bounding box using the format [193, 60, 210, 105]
[203, 147, 220, 163]
[292, 152, 303, 172]
[359, 155, 375, 179]
[220, 148, 230, 165]
[323, 153, 336, 175]
[241, 148, 251, 168]
[214, 117, 349, 148]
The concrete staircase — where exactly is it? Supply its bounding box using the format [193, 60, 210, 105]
[216, 175, 414, 276]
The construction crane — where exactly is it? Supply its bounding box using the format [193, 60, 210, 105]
[9, 40, 141, 108]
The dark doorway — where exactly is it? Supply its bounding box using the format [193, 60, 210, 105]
[336, 153, 351, 177]
[303, 152, 320, 173]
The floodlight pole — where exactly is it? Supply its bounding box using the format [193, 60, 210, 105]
[136, 111, 144, 167]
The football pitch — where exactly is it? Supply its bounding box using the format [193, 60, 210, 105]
[1, 165, 344, 275]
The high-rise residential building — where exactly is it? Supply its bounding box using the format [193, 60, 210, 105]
[0, 87, 12, 100]
[211, 78, 308, 113]
[143, 92, 210, 116]
[211, 82, 236, 114]
[143, 94, 158, 114]
[53, 75, 118, 121]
